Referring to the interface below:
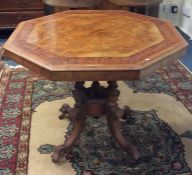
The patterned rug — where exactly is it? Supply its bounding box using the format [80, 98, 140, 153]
[0, 61, 192, 175]
[0, 44, 5, 71]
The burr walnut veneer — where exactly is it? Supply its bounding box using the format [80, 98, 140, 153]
[2, 10, 188, 165]
[3, 10, 187, 81]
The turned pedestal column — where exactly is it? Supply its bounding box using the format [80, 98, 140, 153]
[51, 81, 141, 162]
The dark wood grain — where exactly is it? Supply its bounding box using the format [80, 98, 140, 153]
[1, 10, 188, 168]
[51, 81, 141, 163]
[0, 0, 44, 11]
[0, 0, 44, 29]
[0, 11, 44, 29]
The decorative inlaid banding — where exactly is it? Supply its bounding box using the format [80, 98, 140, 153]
[3, 10, 188, 80]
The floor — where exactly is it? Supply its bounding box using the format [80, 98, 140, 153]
[0, 29, 192, 71]
[179, 29, 192, 71]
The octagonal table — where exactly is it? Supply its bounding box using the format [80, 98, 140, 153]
[2, 10, 188, 163]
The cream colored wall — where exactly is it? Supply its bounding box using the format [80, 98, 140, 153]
[159, 0, 184, 26]
[184, 0, 192, 7]
[159, 0, 192, 38]
[179, 0, 192, 38]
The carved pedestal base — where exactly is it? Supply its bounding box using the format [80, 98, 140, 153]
[51, 81, 141, 163]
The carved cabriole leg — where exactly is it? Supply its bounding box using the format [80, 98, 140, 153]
[73, 81, 87, 107]
[52, 81, 141, 163]
[51, 107, 87, 162]
[51, 81, 87, 162]
[107, 81, 135, 119]
[106, 81, 125, 118]
[59, 81, 86, 120]
[59, 104, 71, 120]
[106, 110, 141, 161]
[105, 81, 141, 161]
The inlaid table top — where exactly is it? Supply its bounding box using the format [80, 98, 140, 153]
[2, 10, 187, 81]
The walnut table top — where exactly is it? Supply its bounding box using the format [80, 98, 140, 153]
[2, 10, 188, 81]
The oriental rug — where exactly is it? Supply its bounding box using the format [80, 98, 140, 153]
[0, 44, 4, 70]
[0, 61, 192, 175]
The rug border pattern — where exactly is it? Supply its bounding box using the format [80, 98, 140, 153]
[0, 62, 192, 175]
[159, 61, 192, 112]
[15, 75, 33, 175]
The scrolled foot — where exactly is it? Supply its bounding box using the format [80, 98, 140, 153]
[123, 106, 135, 117]
[58, 113, 71, 120]
[121, 106, 136, 124]
[59, 104, 71, 120]
[83, 171, 95, 175]
[58, 114, 66, 120]
[52, 156, 60, 163]
[127, 145, 141, 161]
[106, 111, 141, 161]
[51, 145, 68, 163]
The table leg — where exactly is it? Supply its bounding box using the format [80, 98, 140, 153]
[59, 81, 87, 120]
[51, 106, 87, 162]
[106, 81, 141, 161]
[106, 111, 140, 160]
[51, 81, 87, 162]
[52, 81, 140, 163]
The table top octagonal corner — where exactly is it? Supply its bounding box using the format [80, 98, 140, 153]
[1, 10, 189, 166]
[2, 10, 188, 81]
